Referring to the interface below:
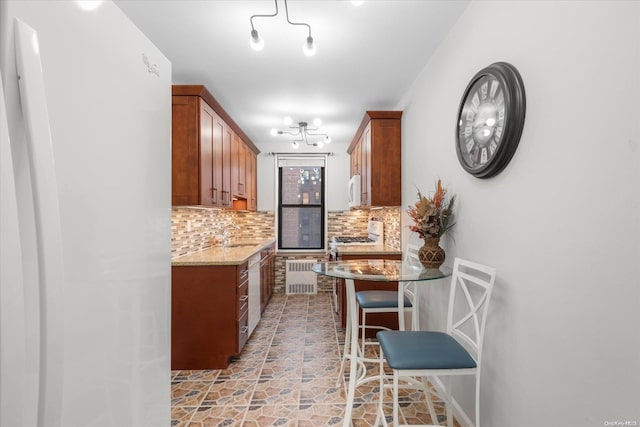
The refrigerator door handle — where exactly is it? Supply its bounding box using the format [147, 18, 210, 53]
[14, 18, 65, 427]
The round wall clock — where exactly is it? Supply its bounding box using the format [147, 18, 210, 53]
[455, 62, 526, 178]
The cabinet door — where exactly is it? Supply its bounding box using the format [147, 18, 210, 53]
[369, 119, 401, 206]
[268, 250, 275, 297]
[260, 256, 269, 312]
[260, 245, 275, 312]
[200, 100, 217, 206]
[350, 139, 361, 177]
[237, 139, 247, 197]
[221, 123, 232, 207]
[171, 95, 199, 205]
[231, 133, 247, 198]
[361, 125, 371, 206]
[231, 132, 239, 199]
[247, 151, 257, 211]
[172, 265, 237, 369]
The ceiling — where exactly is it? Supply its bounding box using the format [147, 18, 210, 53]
[115, 0, 469, 151]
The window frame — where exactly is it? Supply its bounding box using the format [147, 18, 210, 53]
[275, 154, 328, 253]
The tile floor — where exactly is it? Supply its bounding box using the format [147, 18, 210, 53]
[171, 293, 453, 426]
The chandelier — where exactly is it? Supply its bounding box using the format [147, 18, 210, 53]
[270, 117, 331, 149]
[249, 0, 317, 56]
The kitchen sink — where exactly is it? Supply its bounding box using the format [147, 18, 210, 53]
[225, 242, 259, 248]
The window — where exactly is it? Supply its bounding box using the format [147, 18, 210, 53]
[277, 156, 326, 251]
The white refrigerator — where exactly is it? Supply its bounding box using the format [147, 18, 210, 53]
[0, 1, 171, 426]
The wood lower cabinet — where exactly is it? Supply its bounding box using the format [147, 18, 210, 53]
[336, 253, 403, 337]
[260, 244, 275, 312]
[172, 262, 249, 369]
[347, 111, 402, 208]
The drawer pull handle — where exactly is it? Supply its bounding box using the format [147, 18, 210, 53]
[240, 295, 249, 302]
[241, 326, 249, 334]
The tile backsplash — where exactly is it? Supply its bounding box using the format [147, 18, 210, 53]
[172, 206, 402, 293]
[172, 207, 401, 257]
[171, 207, 275, 258]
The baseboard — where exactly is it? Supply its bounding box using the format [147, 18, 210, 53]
[429, 376, 475, 427]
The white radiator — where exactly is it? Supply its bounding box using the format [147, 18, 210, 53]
[285, 260, 317, 294]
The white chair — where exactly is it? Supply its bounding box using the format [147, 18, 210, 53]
[377, 258, 497, 427]
[336, 244, 421, 386]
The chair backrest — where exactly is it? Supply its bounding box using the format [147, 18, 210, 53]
[404, 243, 421, 265]
[402, 243, 422, 330]
[446, 258, 497, 365]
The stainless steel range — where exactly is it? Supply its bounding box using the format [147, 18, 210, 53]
[328, 219, 383, 311]
[330, 219, 383, 253]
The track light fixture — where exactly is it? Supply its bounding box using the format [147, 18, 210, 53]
[248, 0, 317, 56]
[270, 118, 331, 149]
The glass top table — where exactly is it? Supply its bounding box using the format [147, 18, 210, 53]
[312, 260, 451, 427]
[313, 259, 450, 282]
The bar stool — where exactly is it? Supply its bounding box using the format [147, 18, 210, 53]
[336, 244, 422, 385]
[376, 258, 497, 427]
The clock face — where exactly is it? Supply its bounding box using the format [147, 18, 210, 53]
[456, 62, 526, 178]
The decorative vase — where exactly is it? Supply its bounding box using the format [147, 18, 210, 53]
[418, 237, 445, 269]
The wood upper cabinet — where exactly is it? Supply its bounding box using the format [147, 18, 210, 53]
[172, 85, 260, 210]
[347, 111, 402, 207]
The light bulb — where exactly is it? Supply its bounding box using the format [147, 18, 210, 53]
[303, 36, 316, 57]
[77, 1, 104, 11]
[313, 118, 322, 127]
[324, 135, 331, 144]
[284, 116, 293, 126]
[486, 118, 496, 126]
[270, 128, 278, 136]
[249, 29, 264, 51]
[292, 141, 299, 149]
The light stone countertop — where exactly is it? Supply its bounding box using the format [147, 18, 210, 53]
[172, 237, 277, 266]
[333, 244, 402, 256]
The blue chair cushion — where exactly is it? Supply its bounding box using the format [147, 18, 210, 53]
[377, 331, 477, 370]
[356, 290, 412, 309]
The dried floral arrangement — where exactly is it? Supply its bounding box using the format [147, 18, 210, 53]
[407, 179, 455, 239]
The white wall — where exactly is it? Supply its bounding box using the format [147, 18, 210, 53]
[256, 140, 350, 211]
[398, 1, 640, 425]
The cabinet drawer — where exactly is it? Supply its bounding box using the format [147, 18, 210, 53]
[239, 267, 248, 285]
[237, 310, 249, 352]
[237, 278, 248, 317]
